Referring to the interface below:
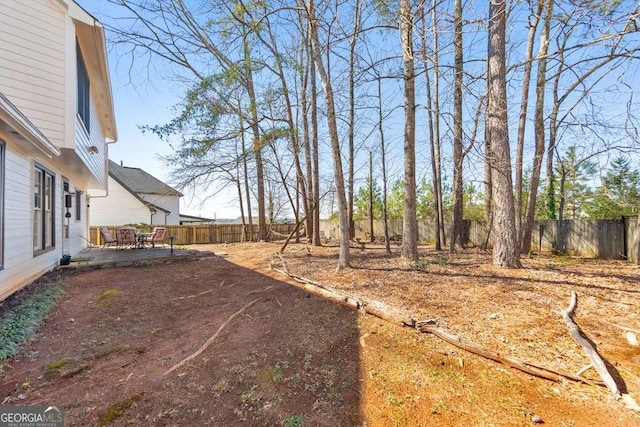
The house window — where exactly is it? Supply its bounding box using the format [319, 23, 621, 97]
[76, 42, 90, 133]
[0, 140, 4, 269]
[75, 189, 82, 221]
[34, 164, 55, 253]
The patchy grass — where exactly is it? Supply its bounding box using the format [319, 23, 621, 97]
[284, 413, 306, 427]
[98, 395, 141, 426]
[44, 358, 71, 379]
[0, 277, 64, 361]
[95, 289, 119, 300]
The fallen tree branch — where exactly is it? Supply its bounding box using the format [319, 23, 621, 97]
[606, 321, 640, 335]
[270, 254, 392, 319]
[562, 291, 620, 396]
[270, 253, 603, 387]
[168, 282, 225, 302]
[245, 285, 275, 296]
[562, 291, 640, 411]
[415, 321, 602, 386]
[163, 298, 262, 376]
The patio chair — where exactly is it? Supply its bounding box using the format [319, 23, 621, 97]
[99, 227, 117, 249]
[115, 227, 136, 250]
[148, 227, 167, 248]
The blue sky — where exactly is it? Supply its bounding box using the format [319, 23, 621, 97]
[78, 0, 241, 219]
[77, 1, 640, 221]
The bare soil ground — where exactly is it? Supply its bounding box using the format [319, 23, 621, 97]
[1, 242, 640, 426]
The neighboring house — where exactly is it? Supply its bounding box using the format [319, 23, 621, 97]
[0, 1, 117, 300]
[179, 213, 216, 225]
[90, 160, 183, 226]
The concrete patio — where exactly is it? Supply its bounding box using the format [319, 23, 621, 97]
[61, 244, 215, 268]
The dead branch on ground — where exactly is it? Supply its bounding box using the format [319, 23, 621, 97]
[167, 282, 224, 302]
[562, 291, 640, 411]
[414, 320, 602, 386]
[163, 298, 262, 376]
[245, 285, 275, 296]
[270, 253, 604, 387]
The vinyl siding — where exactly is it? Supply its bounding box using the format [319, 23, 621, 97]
[0, 0, 66, 147]
[0, 1, 114, 301]
[90, 177, 154, 226]
[62, 182, 89, 257]
[75, 96, 107, 187]
[0, 143, 61, 301]
[140, 194, 181, 225]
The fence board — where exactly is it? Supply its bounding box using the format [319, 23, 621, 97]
[626, 216, 639, 264]
[320, 218, 632, 260]
[90, 223, 298, 246]
[91, 218, 638, 262]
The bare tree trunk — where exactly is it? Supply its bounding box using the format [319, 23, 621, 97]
[482, 121, 493, 252]
[546, 63, 561, 220]
[369, 150, 374, 242]
[487, 0, 522, 268]
[377, 78, 391, 255]
[234, 113, 248, 241]
[306, 0, 350, 269]
[236, 146, 247, 242]
[432, 0, 446, 247]
[400, 0, 418, 261]
[300, 24, 314, 243]
[521, 0, 553, 255]
[241, 117, 254, 242]
[310, 32, 321, 247]
[347, 0, 362, 239]
[558, 172, 566, 222]
[243, 36, 266, 241]
[515, 0, 543, 241]
[449, 0, 464, 253]
[420, 6, 441, 251]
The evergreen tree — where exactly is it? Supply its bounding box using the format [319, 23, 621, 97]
[586, 157, 640, 219]
[353, 180, 383, 220]
[555, 146, 596, 220]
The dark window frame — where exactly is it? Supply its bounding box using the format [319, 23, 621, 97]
[33, 163, 55, 255]
[0, 140, 4, 269]
[76, 41, 90, 134]
[75, 188, 82, 221]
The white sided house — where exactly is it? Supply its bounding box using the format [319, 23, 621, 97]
[0, 0, 117, 300]
[90, 160, 183, 227]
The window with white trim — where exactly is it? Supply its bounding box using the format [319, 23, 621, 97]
[34, 164, 55, 253]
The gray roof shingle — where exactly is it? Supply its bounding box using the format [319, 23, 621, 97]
[108, 160, 183, 197]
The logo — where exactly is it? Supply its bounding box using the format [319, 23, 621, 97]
[0, 405, 64, 427]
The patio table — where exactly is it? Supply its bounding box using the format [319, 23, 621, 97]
[135, 232, 154, 249]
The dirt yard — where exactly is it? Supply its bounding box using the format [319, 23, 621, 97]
[1, 242, 640, 426]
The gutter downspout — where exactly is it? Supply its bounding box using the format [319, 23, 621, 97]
[86, 142, 115, 245]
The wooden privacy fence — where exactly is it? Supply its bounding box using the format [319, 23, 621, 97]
[90, 217, 640, 261]
[90, 223, 299, 246]
[321, 216, 640, 261]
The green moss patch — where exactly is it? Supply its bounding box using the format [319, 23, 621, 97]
[98, 395, 141, 426]
[96, 289, 120, 300]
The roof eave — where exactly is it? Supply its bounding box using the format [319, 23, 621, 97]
[0, 93, 61, 157]
[72, 11, 118, 142]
